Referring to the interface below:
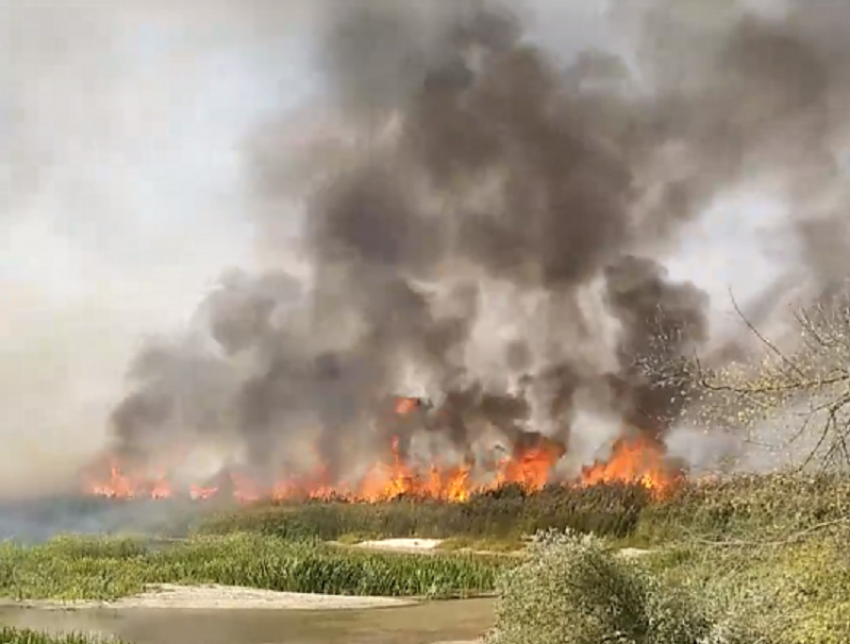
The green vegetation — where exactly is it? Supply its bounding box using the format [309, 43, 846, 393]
[0, 534, 509, 601]
[633, 472, 850, 545]
[642, 537, 850, 644]
[476, 474, 850, 644]
[6, 472, 850, 643]
[486, 530, 756, 644]
[198, 472, 850, 546]
[198, 482, 651, 541]
[0, 628, 125, 644]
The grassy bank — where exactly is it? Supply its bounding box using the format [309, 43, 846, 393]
[198, 473, 850, 546]
[0, 534, 509, 601]
[0, 628, 124, 644]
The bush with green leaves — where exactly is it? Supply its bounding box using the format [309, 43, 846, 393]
[647, 535, 850, 644]
[485, 530, 754, 644]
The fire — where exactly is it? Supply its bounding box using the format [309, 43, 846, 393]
[494, 435, 566, 491]
[394, 397, 420, 415]
[82, 398, 681, 503]
[84, 458, 174, 500]
[355, 434, 474, 502]
[190, 485, 219, 501]
[579, 434, 678, 496]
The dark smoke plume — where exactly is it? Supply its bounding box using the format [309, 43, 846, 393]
[105, 0, 850, 484]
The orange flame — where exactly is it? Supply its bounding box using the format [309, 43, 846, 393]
[579, 434, 677, 496]
[394, 397, 420, 415]
[82, 399, 680, 503]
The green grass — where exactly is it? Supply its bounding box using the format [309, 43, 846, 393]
[0, 628, 126, 644]
[0, 534, 512, 601]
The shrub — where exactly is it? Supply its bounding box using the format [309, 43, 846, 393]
[648, 535, 850, 644]
[485, 530, 754, 644]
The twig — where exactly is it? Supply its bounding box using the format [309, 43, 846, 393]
[694, 351, 848, 395]
[728, 288, 806, 379]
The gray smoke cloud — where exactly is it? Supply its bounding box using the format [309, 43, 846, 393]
[53, 0, 850, 487]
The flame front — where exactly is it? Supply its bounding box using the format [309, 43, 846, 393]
[579, 434, 677, 496]
[82, 398, 680, 503]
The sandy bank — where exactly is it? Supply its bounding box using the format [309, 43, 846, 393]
[2, 584, 416, 611]
[356, 538, 443, 552]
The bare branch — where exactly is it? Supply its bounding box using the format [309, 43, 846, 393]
[728, 288, 806, 379]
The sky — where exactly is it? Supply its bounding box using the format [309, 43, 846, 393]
[0, 0, 795, 494]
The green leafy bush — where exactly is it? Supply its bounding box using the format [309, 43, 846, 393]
[647, 535, 850, 644]
[485, 530, 754, 644]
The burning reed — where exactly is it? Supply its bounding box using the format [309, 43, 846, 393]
[82, 407, 682, 506]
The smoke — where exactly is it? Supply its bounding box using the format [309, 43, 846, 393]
[0, 1, 317, 496]
[7, 0, 850, 498]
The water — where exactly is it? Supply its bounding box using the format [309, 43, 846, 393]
[0, 599, 493, 644]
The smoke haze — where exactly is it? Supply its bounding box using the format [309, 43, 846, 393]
[4, 0, 850, 498]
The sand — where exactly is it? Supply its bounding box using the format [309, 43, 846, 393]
[617, 547, 654, 559]
[356, 538, 443, 552]
[3, 584, 417, 611]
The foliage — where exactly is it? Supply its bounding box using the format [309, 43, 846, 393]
[638, 531, 850, 644]
[485, 530, 753, 644]
[0, 534, 510, 601]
